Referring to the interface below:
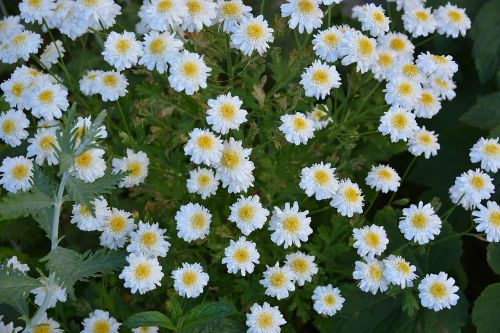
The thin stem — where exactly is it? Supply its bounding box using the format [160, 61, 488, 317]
[309, 206, 333, 215]
[0, 0, 7, 17]
[389, 156, 417, 205]
[415, 34, 437, 47]
[116, 100, 132, 139]
[441, 193, 465, 222]
[362, 192, 379, 217]
[226, 35, 233, 88]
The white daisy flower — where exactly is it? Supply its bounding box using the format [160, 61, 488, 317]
[19, 0, 56, 24]
[5, 30, 42, 63]
[279, 112, 315, 145]
[246, 302, 286, 333]
[402, 6, 436, 38]
[449, 169, 495, 210]
[416, 52, 458, 79]
[27, 127, 60, 166]
[222, 236, 260, 276]
[357, 3, 390, 37]
[378, 106, 417, 143]
[340, 31, 377, 73]
[1, 318, 21, 333]
[299, 162, 339, 200]
[378, 32, 414, 60]
[469, 137, 500, 173]
[99, 208, 135, 249]
[175, 203, 212, 242]
[112, 149, 149, 188]
[216, 0, 252, 33]
[119, 253, 164, 294]
[28, 82, 69, 121]
[0, 70, 30, 109]
[230, 15, 274, 56]
[330, 179, 364, 217]
[96, 70, 128, 102]
[70, 197, 109, 232]
[31, 277, 67, 309]
[27, 313, 62, 333]
[390, 60, 424, 83]
[0, 109, 29, 147]
[54, 1, 91, 40]
[5, 256, 30, 273]
[260, 262, 296, 300]
[307, 105, 332, 130]
[102, 31, 143, 71]
[414, 89, 441, 118]
[353, 225, 389, 258]
[71, 148, 106, 183]
[285, 251, 318, 286]
[371, 48, 397, 81]
[408, 126, 440, 158]
[206, 93, 247, 134]
[0, 156, 33, 193]
[472, 201, 500, 242]
[139, 31, 183, 74]
[352, 258, 388, 295]
[312, 26, 344, 63]
[186, 167, 219, 199]
[172, 262, 209, 298]
[79, 70, 103, 96]
[399, 201, 442, 244]
[40, 40, 65, 69]
[426, 75, 456, 101]
[387, 0, 425, 12]
[126, 221, 170, 258]
[184, 128, 223, 167]
[383, 255, 417, 288]
[365, 164, 401, 193]
[228, 195, 269, 235]
[73, 115, 108, 145]
[81, 309, 121, 333]
[168, 51, 211, 95]
[215, 138, 255, 193]
[269, 201, 312, 248]
[280, 0, 323, 34]
[435, 3, 471, 38]
[141, 0, 188, 32]
[181, 0, 217, 32]
[418, 272, 459, 311]
[312, 284, 344, 316]
[300, 60, 341, 99]
[384, 77, 421, 109]
[0, 16, 24, 41]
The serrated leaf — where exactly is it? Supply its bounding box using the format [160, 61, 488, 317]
[472, 283, 500, 333]
[124, 311, 176, 330]
[460, 92, 500, 130]
[179, 302, 233, 331]
[0, 191, 53, 221]
[486, 243, 500, 275]
[183, 318, 245, 333]
[0, 266, 41, 308]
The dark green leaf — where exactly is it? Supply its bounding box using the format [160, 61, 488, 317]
[0, 191, 53, 221]
[0, 266, 41, 309]
[472, 283, 500, 333]
[460, 92, 500, 130]
[179, 302, 233, 331]
[124, 311, 176, 330]
[183, 318, 245, 333]
[486, 243, 500, 275]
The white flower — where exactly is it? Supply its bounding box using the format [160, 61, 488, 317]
[387, 0, 425, 12]
[81, 309, 121, 333]
[340, 31, 377, 73]
[80, 70, 103, 96]
[378, 32, 414, 60]
[70, 197, 109, 232]
[435, 3, 471, 38]
[472, 201, 500, 242]
[206, 93, 247, 134]
[228, 195, 269, 235]
[27, 127, 60, 166]
[141, 0, 188, 32]
[19, 0, 55, 24]
[168, 51, 211, 95]
[426, 75, 456, 101]
[127, 221, 170, 258]
[4, 30, 42, 63]
[307, 105, 332, 130]
[416, 52, 458, 79]
[216, 0, 252, 33]
[383, 255, 417, 288]
[172, 262, 209, 298]
[96, 70, 128, 102]
[384, 77, 421, 109]
[408, 126, 440, 158]
[269, 201, 312, 248]
[399, 201, 442, 244]
[55, 1, 91, 40]
[371, 48, 397, 80]
[352, 258, 388, 294]
[312, 26, 344, 62]
[40, 40, 65, 69]
[186, 167, 219, 199]
[299, 162, 339, 200]
[181, 0, 217, 32]
[279, 112, 315, 145]
[132, 327, 158, 333]
[175, 203, 212, 242]
[378, 106, 417, 143]
[1, 69, 30, 109]
[300, 60, 341, 99]
[222, 236, 260, 276]
[0, 109, 29, 147]
[73, 115, 108, 145]
[27, 314, 62, 333]
[184, 128, 223, 167]
[76, 0, 121, 29]
[280, 0, 323, 34]
[246, 302, 286, 333]
[312, 284, 344, 316]
[414, 89, 441, 118]
[330, 179, 364, 217]
[285, 251, 318, 286]
[402, 6, 436, 38]
[31, 277, 67, 309]
[260, 262, 296, 300]
[357, 3, 390, 37]
[28, 82, 69, 121]
[0, 315, 21, 333]
[5, 256, 30, 273]
[215, 138, 255, 193]
[0, 156, 33, 193]
[470, 137, 500, 173]
[100, 208, 135, 249]
[71, 148, 106, 183]
[352, 225, 389, 259]
[102, 31, 143, 71]
[449, 169, 495, 210]
[119, 253, 164, 294]
[0, 16, 24, 41]
[230, 15, 274, 56]
[390, 60, 424, 83]
[139, 31, 182, 74]
[418, 272, 459, 311]
[365, 164, 400, 193]
[112, 149, 149, 188]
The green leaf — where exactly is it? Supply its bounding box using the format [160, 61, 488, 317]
[401, 289, 419, 317]
[179, 302, 233, 331]
[0, 191, 53, 221]
[486, 243, 500, 275]
[0, 266, 41, 308]
[460, 92, 500, 130]
[472, 283, 500, 333]
[124, 311, 176, 330]
[183, 318, 245, 333]
[470, 0, 500, 83]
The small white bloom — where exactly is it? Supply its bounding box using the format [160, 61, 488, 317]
[4, 30, 42, 63]
[371, 48, 397, 80]
[230, 15, 274, 56]
[260, 262, 296, 300]
[280, 0, 323, 34]
[402, 6, 436, 38]
[378, 106, 417, 143]
[70, 197, 109, 232]
[330, 179, 364, 217]
[414, 89, 441, 118]
[222, 236, 260, 276]
[435, 3, 471, 38]
[418, 272, 459, 311]
[27, 313, 62, 333]
[81, 309, 121, 333]
[40, 40, 65, 69]
[279, 112, 315, 145]
[416, 52, 458, 79]
[186, 167, 219, 199]
[384, 77, 421, 109]
[112, 149, 149, 188]
[139, 31, 183, 74]
[383, 255, 417, 288]
[175, 203, 212, 242]
[96, 70, 128, 102]
[312, 26, 344, 63]
[399, 201, 442, 244]
[19, 0, 55, 24]
[100, 208, 135, 249]
[340, 31, 377, 73]
[141, 0, 188, 32]
[181, 0, 217, 32]
[206, 93, 247, 134]
[119, 253, 164, 294]
[76, 0, 121, 30]
[5, 256, 30, 273]
[426, 75, 456, 101]
[132, 327, 158, 333]
[357, 3, 390, 37]
[285, 251, 318, 286]
[352, 258, 388, 294]
[169, 51, 211, 95]
[299, 162, 339, 200]
[449, 169, 495, 210]
[127, 221, 170, 258]
[27, 127, 60, 166]
[0, 156, 33, 193]
[0, 16, 24, 41]
[300, 60, 341, 99]
[28, 82, 69, 121]
[0, 109, 29, 147]
[469, 137, 500, 173]
[71, 148, 106, 183]
[184, 128, 223, 167]
[269, 201, 312, 248]
[378, 32, 414, 60]
[172, 262, 209, 298]
[102, 31, 143, 71]
[0, 315, 21, 333]
[365, 164, 400, 193]
[312, 284, 344, 316]
[215, 138, 255, 193]
[472, 201, 500, 242]
[352, 225, 389, 258]
[307, 104, 332, 130]
[216, 0, 252, 33]
[246, 302, 286, 333]
[228, 195, 269, 235]
[31, 277, 67, 309]
[80, 70, 103, 96]
[408, 126, 440, 158]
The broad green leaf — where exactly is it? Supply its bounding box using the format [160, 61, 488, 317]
[472, 283, 500, 333]
[124, 311, 176, 330]
[0, 266, 41, 308]
[179, 302, 233, 331]
[486, 243, 500, 275]
[182, 318, 245, 333]
[460, 92, 500, 130]
[0, 191, 53, 221]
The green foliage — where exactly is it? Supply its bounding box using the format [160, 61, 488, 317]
[0, 266, 41, 310]
[178, 302, 243, 333]
[0, 191, 53, 221]
[486, 243, 500, 275]
[460, 92, 500, 130]
[124, 311, 176, 330]
[472, 283, 500, 333]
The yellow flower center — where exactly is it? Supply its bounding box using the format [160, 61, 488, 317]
[311, 69, 329, 85]
[141, 231, 157, 246]
[483, 143, 500, 156]
[368, 264, 383, 281]
[415, 10, 429, 21]
[92, 320, 110, 333]
[181, 270, 197, 286]
[75, 151, 93, 169]
[470, 175, 485, 190]
[33, 324, 50, 333]
[196, 134, 214, 151]
[221, 150, 240, 169]
[11, 82, 23, 97]
[127, 161, 142, 178]
[109, 215, 127, 233]
[12, 164, 29, 180]
[79, 204, 91, 217]
[429, 282, 447, 299]
[232, 248, 249, 263]
[489, 211, 500, 227]
[28, 0, 42, 8]
[323, 33, 338, 47]
[2, 119, 15, 134]
[313, 169, 330, 185]
[358, 38, 374, 57]
[138, 327, 150, 333]
[191, 212, 206, 230]
[397, 82, 413, 96]
[29, 68, 41, 77]
[411, 212, 427, 229]
[364, 231, 380, 248]
[395, 261, 410, 274]
[257, 313, 273, 329]
[238, 205, 255, 221]
[134, 263, 152, 280]
[157, 0, 173, 13]
[372, 11, 385, 23]
[186, 0, 202, 14]
[402, 64, 418, 78]
[38, 90, 54, 104]
[282, 216, 300, 233]
[344, 187, 359, 202]
[292, 117, 307, 131]
[447, 10, 462, 23]
[12, 34, 26, 46]
[390, 38, 405, 52]
[377, 168, 392, 181]
[433, 55, 447, 65]
[297, 0, 314, 14]
[83, 0, 98, 6]
[324, 294, 336, 306]
[149, 38, 165, 55]
[420, 92, 434, 105]
[39, 135, 55, 151]
[181, 61, 199, 78]
[434, 77, 448, 88]
[197, 174, 211, 187]
[269, 271, 286, 287]
[102, 74, 118, 87]
[291, 258, 308, 274]
[418, 133, 432, 145]
[115, 38, 131, 54]
[391, 113, 408, 130]
[221, 2, 240, 16]
[378, 53, 393, 67]
[246, 22, 264, 40]
[219, 103, 236, 120]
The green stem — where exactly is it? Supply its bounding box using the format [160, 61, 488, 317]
[226, 35, 233, 87]
[309, 206, 332, 215]
[362, 192, 379, 217]
[116, 100, 132, 139]
[389, 156, 417, 205]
